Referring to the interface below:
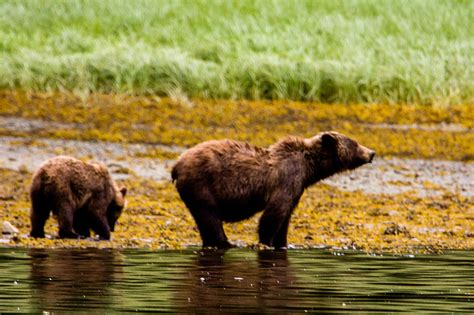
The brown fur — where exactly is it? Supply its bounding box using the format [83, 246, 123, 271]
[30, 156, 127, 240]
[172, 131, 375, 248]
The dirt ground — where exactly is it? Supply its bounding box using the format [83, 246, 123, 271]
[0, 92, 473, 253]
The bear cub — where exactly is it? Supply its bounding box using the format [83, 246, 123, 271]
[172, 131, 375, 249]
[30, 156, 127, 240]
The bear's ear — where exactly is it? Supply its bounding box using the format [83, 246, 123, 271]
[120, 187, 127, 197]
[321, 133, 337, 148]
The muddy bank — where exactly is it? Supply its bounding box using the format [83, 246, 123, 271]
[325, 158, 474, 197]
[0, 135, 182, 181]
[363, 122, 472, 133]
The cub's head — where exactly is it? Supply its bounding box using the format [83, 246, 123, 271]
[304, 131, 375, 178]
[107, 186, 127, 232]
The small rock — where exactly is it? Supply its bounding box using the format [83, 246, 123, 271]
[388, 210, 399, 217]
[2, 221, 19, 235]
[18, 165, 29, 174]
[0, 194, 15, 201]
[384, 223, 410, 236]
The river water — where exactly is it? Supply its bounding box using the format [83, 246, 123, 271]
[0, 248, 473, 313]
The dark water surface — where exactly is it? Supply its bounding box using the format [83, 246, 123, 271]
[0, 248, 473, 313]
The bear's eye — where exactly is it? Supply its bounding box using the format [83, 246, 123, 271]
[345, 139, 358, 151]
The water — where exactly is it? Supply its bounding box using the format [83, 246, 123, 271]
[1, 248, 473, 313]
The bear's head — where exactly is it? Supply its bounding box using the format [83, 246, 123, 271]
[107, 186, 127, 232]
[304, 131, 375, 180]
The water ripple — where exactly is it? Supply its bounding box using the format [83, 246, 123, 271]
[0, 248, 473, 312]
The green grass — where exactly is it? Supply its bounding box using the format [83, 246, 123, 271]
[0, 0, 472, 104]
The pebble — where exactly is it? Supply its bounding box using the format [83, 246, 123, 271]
[2, 221, 19, 235]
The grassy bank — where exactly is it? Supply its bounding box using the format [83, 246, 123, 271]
[0, 0, 472, 104]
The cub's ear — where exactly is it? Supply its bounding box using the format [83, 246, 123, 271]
[120, 187, 127, 197]
[321, 133, 337, 148]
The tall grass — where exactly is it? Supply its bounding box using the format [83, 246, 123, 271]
[0, 0, 472, 104]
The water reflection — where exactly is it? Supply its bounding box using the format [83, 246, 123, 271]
[0, 248, 473, 312]
[175, 249, 300, 313]
[28, 249, 122, 313]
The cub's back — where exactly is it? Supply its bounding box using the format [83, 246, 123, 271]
[32, 156, 110, 194]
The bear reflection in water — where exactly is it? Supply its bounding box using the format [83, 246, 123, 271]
[28, 249, 122, 312]
[175, 250, 301, 312]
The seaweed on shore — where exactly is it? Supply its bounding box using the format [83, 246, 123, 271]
[1, 168, 472, 254]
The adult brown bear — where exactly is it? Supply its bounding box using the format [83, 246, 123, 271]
[30, 156, 127, 240]
[172, 131, 375, 249]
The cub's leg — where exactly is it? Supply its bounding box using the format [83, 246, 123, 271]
[85, 200, 111, 240]
[90, 215, 111, 240]
[73, 211, 91, 238]
[30, 191, 50, 238]
[56, 201, 79, 239]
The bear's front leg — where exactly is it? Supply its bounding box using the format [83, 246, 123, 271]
[258, 211, 286, 247]
[258, 196, 296, 248]
[272, 215, 292, 249]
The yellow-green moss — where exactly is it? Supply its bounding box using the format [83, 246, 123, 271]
[1, 168, 473, 254]
[132, 148, 180, 160]
[0, 91, 473, 161]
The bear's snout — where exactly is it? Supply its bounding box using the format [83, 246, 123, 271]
[357, 145, 375, 164]
[368, 150, 375, 163]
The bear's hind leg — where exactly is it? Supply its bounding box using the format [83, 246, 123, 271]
[191, 207, 232, 249]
